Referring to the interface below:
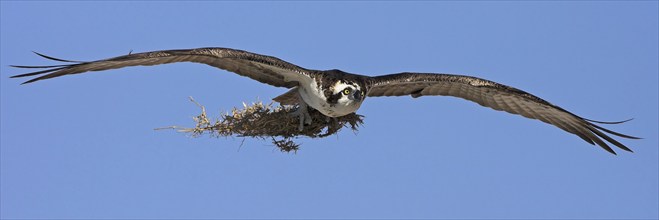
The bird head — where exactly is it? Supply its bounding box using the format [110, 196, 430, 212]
[330, 80, 366, 107]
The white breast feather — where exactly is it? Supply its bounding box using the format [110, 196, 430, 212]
[299, 79, 331, 113]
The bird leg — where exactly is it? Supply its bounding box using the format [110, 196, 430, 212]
[290, 101, 312, 131]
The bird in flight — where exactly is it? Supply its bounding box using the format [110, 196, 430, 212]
[11, 47, 639, 154]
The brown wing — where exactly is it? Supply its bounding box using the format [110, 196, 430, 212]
[11, 47, 316, 87]
[367, 72, 639, 154]
[272, 87, 301, 105]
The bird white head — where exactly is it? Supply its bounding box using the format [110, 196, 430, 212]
[333, 81, 364, 103]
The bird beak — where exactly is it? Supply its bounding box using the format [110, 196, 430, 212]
[353, 90, 363, 100]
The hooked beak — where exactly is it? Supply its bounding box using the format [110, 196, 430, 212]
[353, 90, 363, 101]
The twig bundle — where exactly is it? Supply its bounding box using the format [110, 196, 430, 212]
[159, 97, 364, 152]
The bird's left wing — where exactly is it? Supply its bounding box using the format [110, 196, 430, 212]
[11, 47, 315, 87]
[366, 72, 639, 154]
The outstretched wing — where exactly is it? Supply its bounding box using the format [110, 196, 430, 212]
[367, 72, 639, 154]
[11, 47, 316, 87]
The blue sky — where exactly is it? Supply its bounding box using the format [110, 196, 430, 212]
[1, 1, 657, 219]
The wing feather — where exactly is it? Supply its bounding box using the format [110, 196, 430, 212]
[11, 47, 315, 87]
[367, 72, 638, 154]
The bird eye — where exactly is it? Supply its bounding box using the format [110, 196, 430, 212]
[343, 88, 351, 95]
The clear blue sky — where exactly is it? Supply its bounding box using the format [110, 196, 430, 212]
[1, 1, 657, 219]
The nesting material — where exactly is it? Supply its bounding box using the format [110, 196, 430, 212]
[160, 97, 364, 152]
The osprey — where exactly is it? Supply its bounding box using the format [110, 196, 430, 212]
[11, 47, 639, 154]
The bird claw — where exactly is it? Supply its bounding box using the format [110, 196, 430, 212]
[290, 104, 312, 131]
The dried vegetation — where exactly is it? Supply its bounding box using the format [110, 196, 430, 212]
[158, 97, 364, 152]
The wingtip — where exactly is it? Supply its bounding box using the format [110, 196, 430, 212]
[596, 143, 618, 155]
[602, 145, 618, 155]
[30, 51, 81, 63]
[607, 147, 633, 155]
[583, 138, 617, 155]
[583, 117, 635, 124]
[32, 51, 48, 57]
[31, 51, 47, 59]
[19, 78, 38, 85]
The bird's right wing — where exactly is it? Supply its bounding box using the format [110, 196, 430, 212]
[11, 47, 316, 88]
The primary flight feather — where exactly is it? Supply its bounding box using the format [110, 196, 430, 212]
[11, 47, 639, 154]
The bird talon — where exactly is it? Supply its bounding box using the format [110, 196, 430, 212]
[291, 103, 312, 131]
